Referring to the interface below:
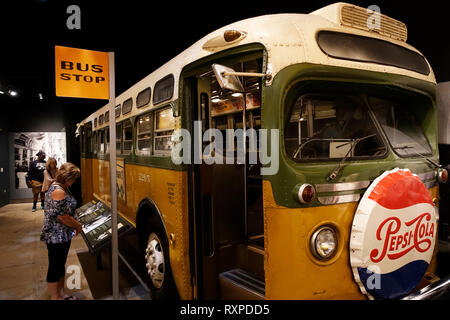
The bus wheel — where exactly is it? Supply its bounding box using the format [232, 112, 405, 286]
[143, 221, 178, 300]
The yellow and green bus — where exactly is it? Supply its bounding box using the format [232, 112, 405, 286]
[77, 3, 449, 300]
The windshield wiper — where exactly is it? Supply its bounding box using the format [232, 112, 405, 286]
[393, 144, 441, 168]
[327, 134, 377, 182]
[292, 122, 347, 159]
[292, 138, 352, 159]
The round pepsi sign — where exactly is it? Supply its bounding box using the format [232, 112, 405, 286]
[350, 168, 437, 300]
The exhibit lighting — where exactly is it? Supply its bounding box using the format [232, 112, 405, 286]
[9, 90, 17, 97]
[0, 90, 4, 95]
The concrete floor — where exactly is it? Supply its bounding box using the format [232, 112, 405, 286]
[0, 203, 150, 300]
[0, 203, 93, 300]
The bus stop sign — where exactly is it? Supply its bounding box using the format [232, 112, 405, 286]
[350, 168, 437, 300]
[55, 45, 109, 99]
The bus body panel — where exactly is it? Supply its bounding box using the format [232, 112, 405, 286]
[86, 158, 193, 299]
[262, 180, 439, 299]
[80, 157, 94, 204]
[125, 163, 192, 299]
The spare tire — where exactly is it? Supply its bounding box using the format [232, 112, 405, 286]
[350, 168, 438, 300]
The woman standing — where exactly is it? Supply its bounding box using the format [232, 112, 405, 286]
[42, 158, 58, 194]
[40, 162, 82, 300]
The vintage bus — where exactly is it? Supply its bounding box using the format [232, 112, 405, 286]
[77, 3, 449, 300]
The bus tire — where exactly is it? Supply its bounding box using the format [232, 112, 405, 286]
[141, 215, 178, 300]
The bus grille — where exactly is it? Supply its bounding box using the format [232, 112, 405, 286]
[340, 5, 407, 42]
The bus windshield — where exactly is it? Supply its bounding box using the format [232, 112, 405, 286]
[369, 96, 432, 157]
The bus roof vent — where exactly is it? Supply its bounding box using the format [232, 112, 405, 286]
[311, 3, 408, 42]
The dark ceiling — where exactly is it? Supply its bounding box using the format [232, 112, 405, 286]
[0, 0, 449, 129]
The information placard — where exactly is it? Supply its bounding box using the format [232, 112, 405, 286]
[76, 199, 131, 253]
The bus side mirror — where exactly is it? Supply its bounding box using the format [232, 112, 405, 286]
[212, 64, 244, 92]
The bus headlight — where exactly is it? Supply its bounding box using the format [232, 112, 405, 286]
[310, 226, 338, 260]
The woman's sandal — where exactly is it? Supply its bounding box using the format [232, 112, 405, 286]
[63, 295, 77, 300]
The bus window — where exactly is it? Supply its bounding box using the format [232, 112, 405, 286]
[243, 60, 262, 163]
[105, 127, 110, 154]
[153, 75, 174, 105]
[369, 96, 432, 157]
[209, 59, 262, 159]
[85, 123, 92, 153]
[116, 123, 122, 154]
[154, 107, 175, 154]
[285, 95, 386, 160]
[99, 129, 105, 153]
[137, 87, 152, 108]
[210, 89, 245, 155]
[123, 120, 133, 155]
[137, 113, 152, 155]
[122, 98, 133, 115]
[92, 131, 98, 154]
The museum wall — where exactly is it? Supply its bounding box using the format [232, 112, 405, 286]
[0, 126, 9, 207]
[1, 92, 101, 207]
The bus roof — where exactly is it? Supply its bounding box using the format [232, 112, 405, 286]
[78, 2, 436, 131]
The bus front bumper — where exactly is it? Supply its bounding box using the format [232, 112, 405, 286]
[402, 274, 450, 300]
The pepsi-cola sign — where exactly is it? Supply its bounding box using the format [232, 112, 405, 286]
[350, 168, 438, 300]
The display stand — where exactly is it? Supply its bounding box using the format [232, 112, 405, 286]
[76, 199, 151, 296]
[76, 199, 132, 256]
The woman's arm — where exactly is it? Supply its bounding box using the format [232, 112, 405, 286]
[58, 214, 82, 234]
[51, 188, 65, 201]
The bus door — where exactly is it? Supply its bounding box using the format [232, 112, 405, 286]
[192, 59, 264, 299]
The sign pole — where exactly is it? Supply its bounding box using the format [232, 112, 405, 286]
[55, 45, 117, 297]
[108, 51, 120, 300]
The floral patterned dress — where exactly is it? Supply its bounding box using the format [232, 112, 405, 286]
[40, 183, 78, 244]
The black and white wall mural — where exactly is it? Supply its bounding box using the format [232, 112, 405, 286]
[10, 132, 66, 199]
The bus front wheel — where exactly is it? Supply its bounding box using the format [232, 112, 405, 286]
[142, 217, 178, 300]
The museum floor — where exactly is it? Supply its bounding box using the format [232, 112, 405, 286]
[0, 203, 150, 300]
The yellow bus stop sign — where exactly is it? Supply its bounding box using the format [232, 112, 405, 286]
[55, 45, 109, 99]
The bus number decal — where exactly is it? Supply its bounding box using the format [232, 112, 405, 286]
[167, 182, 176, 205]
[138, 173, 150, 183]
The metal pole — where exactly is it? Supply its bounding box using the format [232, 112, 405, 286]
[108, 51, 119, 300]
